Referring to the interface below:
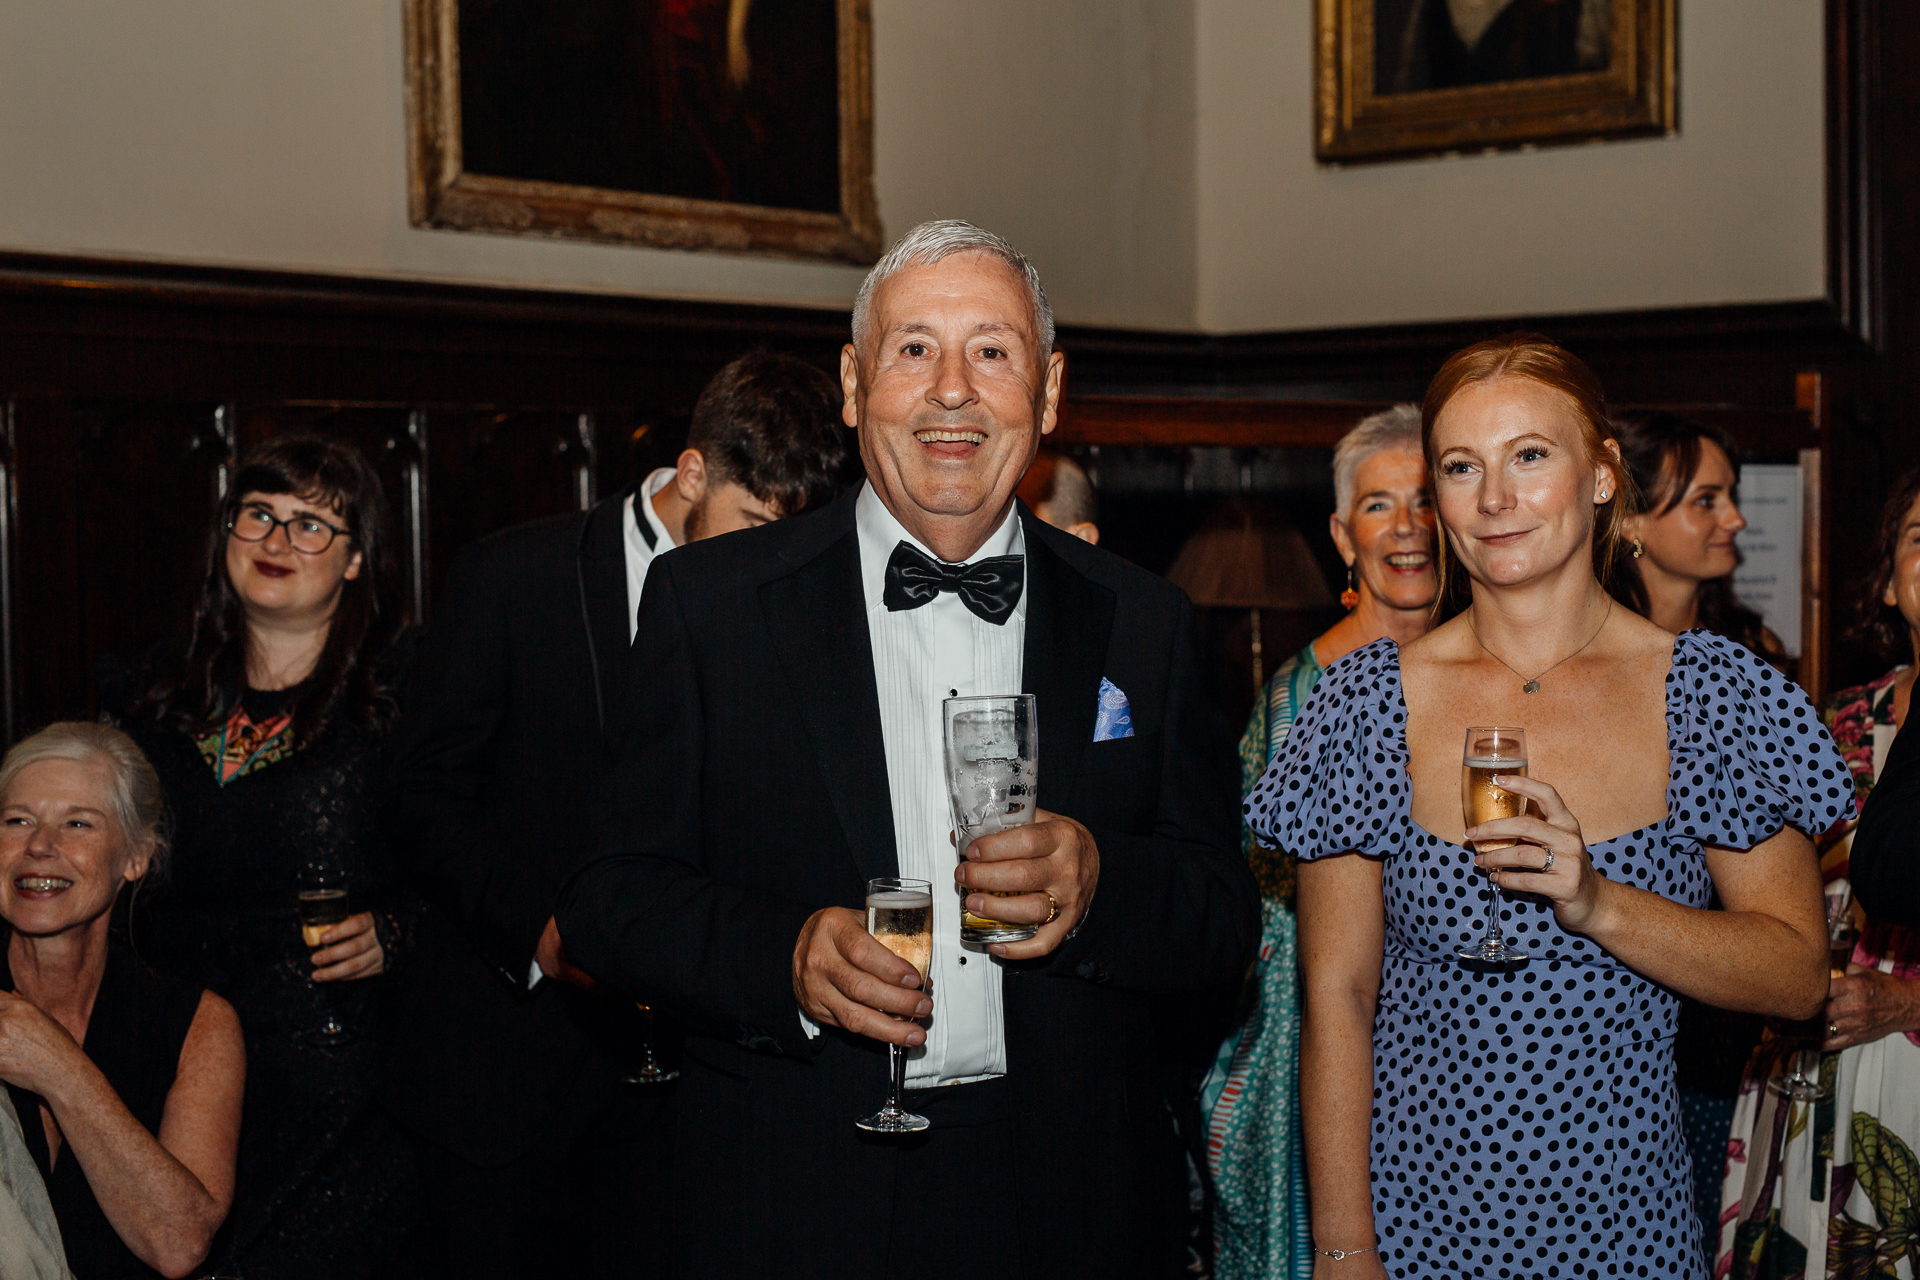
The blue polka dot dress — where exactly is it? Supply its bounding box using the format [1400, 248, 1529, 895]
[1243, 631, 1853, 1279]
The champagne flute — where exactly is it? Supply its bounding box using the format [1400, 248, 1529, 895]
[855, 877, 933, 1134]
[297, 866, 351, 1043]
[1768, 880, 1854, 1102]
[1455, 726, 1530, 965]
[621, 1004, 679, 1086]
[943, 694, 1040, 945]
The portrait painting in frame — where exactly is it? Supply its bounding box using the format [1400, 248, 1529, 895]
[405, 0, 881, 263]
[1316, 0, 1675, 163]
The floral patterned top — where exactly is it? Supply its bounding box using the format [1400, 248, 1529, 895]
[1823, 667, 1920, 1042]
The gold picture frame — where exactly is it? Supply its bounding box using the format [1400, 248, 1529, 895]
[1316, 0, 1675, 163]
[404, 0, 881, 264]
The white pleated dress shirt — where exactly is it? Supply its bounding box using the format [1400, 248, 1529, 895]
[848, 481, 1024, 1086]
[621, 467, 679, 643]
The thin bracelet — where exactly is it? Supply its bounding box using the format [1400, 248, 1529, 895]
[1314, 1243, 1378, 1261]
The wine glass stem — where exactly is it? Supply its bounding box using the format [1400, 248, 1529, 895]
[886, 1043, 907, 1115]
[1480, 860, 1504, 952]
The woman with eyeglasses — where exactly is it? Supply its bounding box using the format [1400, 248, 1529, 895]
[99, 436, 422, 1280]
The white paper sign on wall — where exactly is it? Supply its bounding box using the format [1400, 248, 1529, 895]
[1733, 464, 1802, 656]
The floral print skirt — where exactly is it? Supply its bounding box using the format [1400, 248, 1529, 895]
[1719, 935, 1920, 1279]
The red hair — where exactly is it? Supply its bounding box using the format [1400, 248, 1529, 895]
[1420, 333, 1635, 611]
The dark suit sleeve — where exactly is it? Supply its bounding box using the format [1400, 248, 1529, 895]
[554, 558, 819, 1055]
[387, 543, 552, 988]
[1850, 713, 1920, 926]
[1052, 596, 1259, 993]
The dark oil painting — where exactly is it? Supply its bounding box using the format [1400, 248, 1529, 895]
[1372, 0, 1613, 95]
[456, 0, 843, 214]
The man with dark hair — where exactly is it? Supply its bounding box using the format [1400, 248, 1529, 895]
[382, 351, 851, 1280]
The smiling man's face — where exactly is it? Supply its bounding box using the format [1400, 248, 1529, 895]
[841, 251, 1066, 563]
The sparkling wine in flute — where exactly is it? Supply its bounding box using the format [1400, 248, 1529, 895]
[1462, 758, 1530, 851]
[868, 890, 933, 982]
[855, 878, 933, 1134]
[1456, 727, 1529, 965]
[298, 888, 350, 948]
[943, 694, 1040, 946]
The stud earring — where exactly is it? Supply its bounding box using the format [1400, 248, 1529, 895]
[1630, 538, 1645, 560]
[1340, 564, 1359, 611]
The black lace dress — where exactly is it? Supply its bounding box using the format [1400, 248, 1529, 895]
[103, 669, 424, 1280]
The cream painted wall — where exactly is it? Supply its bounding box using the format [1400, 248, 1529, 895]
[0, 0, 1196, 329]
[0, 1, 1827, 336]
[1194, 0, 1828, 332]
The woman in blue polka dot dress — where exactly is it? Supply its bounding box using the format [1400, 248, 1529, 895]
[1245, 334, 1852, 1280]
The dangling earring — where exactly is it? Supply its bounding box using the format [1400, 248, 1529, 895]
[1340, 564, 1359, 610]
[1630, 538, 1645, 560]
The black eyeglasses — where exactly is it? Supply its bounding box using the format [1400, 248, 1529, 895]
[225, 503, 350, 555]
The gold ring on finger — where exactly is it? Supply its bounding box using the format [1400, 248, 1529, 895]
[1044, 892, 1059, 925]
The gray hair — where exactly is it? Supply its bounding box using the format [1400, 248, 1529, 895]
[0, 722, 170, 884]
[1332, 404, 1424, 518]
[851, 220, 1055, 357]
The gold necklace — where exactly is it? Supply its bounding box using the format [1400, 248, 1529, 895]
[1469, 598, 1613, 694]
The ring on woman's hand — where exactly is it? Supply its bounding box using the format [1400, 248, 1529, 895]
[1043, 892, 1059, 925]
[1542, 849, 1555, 873]
[1830, 1022, 1840, 1038]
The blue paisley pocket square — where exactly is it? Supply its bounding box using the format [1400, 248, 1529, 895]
[1093, 677, 1134, 741]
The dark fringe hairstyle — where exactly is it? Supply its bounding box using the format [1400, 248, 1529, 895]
[128, 436, 406, 743]
[1850, 465, 1920, 664]
[1605, 411, 1775, 662]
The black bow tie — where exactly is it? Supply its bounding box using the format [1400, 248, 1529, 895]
[882, 541, 1025, 626]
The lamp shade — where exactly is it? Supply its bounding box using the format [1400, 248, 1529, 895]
[1165, 505, 1333, 610]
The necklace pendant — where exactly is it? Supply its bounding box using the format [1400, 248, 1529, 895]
[1522, 680, 1541, 694]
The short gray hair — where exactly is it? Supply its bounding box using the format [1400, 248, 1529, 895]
[0, 722, 170, 884]
[1333, 404, 1424, 518]
[851, 220, 1055, 357]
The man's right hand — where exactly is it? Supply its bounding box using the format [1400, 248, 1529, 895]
[535, 916, 603, 992]
[792, 907, 929, 1047]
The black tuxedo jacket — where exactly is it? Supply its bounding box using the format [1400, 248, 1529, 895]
[382, 490, 645, 1165]
[555, 491, 1258, 1279]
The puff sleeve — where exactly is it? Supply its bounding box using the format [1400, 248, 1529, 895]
[1243, 638, 1409, 862]
[1665, 631, 1855, 851]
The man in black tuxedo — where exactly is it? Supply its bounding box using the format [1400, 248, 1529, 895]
[554, 221, 1259, 1279]
[383, 352, 853, 1280]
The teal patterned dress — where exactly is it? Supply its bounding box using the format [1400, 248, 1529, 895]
[1201, 642, 1319, 1280]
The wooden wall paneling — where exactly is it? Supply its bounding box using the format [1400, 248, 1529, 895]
[9, 400, 233, 733]
[423, 407, 601, 602]
[0, 402, 17, 744]
[1796, 373, 1833, 706]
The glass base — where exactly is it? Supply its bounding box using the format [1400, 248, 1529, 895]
[962, 922, 1038, 944]
[855, 1106, 930, 1134]
[623, 1066, 680, 1085]
[1767, 1075, 1831, 1102]
[1456, 941, 1528, 965]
